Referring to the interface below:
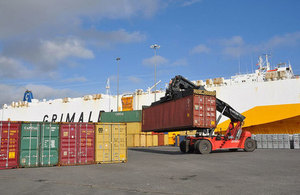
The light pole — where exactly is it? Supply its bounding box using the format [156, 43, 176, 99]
[150, 44, 160, 101]
[116, 57, 120, 111]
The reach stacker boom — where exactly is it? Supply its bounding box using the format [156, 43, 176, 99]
[142, 75, 256, 154]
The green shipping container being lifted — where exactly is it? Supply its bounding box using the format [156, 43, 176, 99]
[19, 122, 59, 167]
[100, 110, 142, 123]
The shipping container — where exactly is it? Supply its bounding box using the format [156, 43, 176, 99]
[278, 134, 284, 149]
[293, 134, 300, 149]
[142, 92, 216, 132]
[127, 122, 142, 134]
[140, 134, 146, 147]
[164, 134, 169, 146]
[95, 123, 127, 163]
[127, 134, 134, 147]
[100, 110, 142, 123]
[255, 134, 262, 149]
[19, 122, 59, 167]
[153, 134, 158, 146]
[146, 134, 153, 147]
[267, 134, 273, 148]
[158, 133, 164, 146]
[272, 134, 279, 149]
[60, 123, 95, 166]
[133, 134, 140, 147]
[0, 121, 21, 169]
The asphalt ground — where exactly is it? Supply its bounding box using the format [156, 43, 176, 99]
[1, 147, 300, 195]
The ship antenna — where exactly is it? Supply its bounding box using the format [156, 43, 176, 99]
[265, 54, 271, 71]
[106, 78, 111, 111]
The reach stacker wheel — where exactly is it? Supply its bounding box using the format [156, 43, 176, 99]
[180, 140, 189, 153]
[197, 140, 212, 154]
[244, 138, 256, 152]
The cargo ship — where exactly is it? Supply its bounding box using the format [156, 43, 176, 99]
[1, 55, 300, 134]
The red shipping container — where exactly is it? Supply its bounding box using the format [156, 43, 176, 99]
[158, 133, 164, 146]
[142, 93, 216, 132]
[0, 121, 21, 170]
[60, 123, 95, 166]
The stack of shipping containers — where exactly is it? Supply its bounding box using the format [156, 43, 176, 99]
[100, 110, 168, 148]
[0, 120, 127, 170]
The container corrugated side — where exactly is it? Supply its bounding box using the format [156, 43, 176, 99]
[140, 134, 146, 147]
[60, 123, 95, 166]
[142, 94, 216, 132]
[127, 122, 142, 134]
[95, 123, 112, 163]
[111, 124, 127, 163]
[146, 134, 153, 147]
[158, 133, 164, 146]
[164, 134, 169, 146]
[0, 121, 21, 170]
[20, 122, 59, 167]
[100, 110, 142, 123]
[152, 134, 158, 146]
[95, 123, 127, 163]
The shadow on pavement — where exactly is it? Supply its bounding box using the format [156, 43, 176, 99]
[128, 147, 185, 155]
[129, 147, 246, 155]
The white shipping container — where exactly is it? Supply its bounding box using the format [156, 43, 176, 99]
[293, 134, 300, 149]
[272, 134, 279, 149]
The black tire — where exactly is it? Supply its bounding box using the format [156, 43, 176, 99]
[194, 140, 201, 153]
[180, 140, 188, 153]
[188, 142, 194, 153]
[244, 138, 256, 152]
[197, 140, 212, 154]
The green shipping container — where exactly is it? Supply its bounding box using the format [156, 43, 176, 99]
[19, 122, 59, 167]
[100, 110, 142, 123]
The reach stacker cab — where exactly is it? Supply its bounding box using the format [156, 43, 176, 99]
[142, 75, 256, 154]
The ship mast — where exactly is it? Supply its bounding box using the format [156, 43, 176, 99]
[106, 78, 111, 111]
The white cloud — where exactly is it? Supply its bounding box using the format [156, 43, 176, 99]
[218, 32, 300, 58]
[0, 0, 161, 39]
[0, 83, 81, 105]
[263, 32, 300, 49]
[82, 29, 146, 47]
[171, 58, 188, 66]
[0, 56, 32, 78]
[2, 37, 94, 72]
[218, 36, 244, 46]
[142, 55, 169, 66]
[190, 44, 211, 54]
[63, 77, 88, 83]
[182, 0, 202, 7]
[40, 38, 94, 64]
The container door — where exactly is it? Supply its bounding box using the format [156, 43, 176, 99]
[204, 96, 216, 128]
[0, 122, 20, 169]
[96, 124, 112, 163]
[193, 95, 205, 127]
[20, 123, 40, 167]
[40, 123, 59, 166]
[111, 124, 127, 162]
[60, 123, 77, 165]
[77, 123, 95, 165]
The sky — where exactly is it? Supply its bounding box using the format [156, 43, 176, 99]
[0, 0, 300, 105]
